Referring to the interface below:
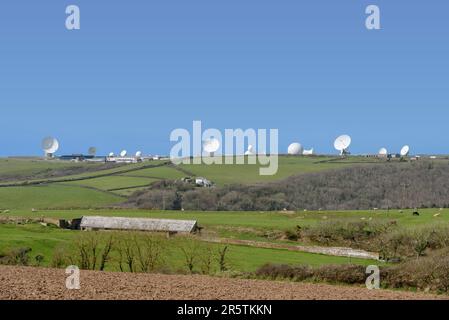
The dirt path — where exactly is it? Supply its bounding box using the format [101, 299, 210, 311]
[0, 266, 445, 300]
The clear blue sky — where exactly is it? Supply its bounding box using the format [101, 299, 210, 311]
[0, 1, 447, 156]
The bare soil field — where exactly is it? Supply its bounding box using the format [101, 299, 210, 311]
[1, 266, 446, 300]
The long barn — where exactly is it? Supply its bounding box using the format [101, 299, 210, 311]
[79, 216, 199, 234]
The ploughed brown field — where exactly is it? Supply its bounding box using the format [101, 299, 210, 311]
[0, 266, 446, 300]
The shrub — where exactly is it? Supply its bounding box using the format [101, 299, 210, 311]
[384, 248, 449, 293]
[313, 264, 367, 284]
[0, 247, 32, 266]
[255, 264, 313, 281]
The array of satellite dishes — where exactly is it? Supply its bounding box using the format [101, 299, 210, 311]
[40, 135, 413, 161]
[41, 137, 59, 158]
[202, 138, 220, 157]
[334, 135, 352, 156]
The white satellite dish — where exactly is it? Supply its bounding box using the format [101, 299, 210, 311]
[288, 143, 304, 155]
[400, 145, 410, 157]
[135, 151, 142, 158]
[379, 148, 388, 156]
[120, 150, 127, 157]
[41, 137, 59, 157]
[334, 135, 352, 155]
[203, 138, 220, 156]
[88, 147, 97, 156]
[108, 152, 115, 157]
[245, 144, 255, 156]
[303, 148, 314, 156]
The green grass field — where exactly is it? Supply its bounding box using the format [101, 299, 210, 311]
[178, 156, 365, 185]
[6, 208, 447, 229]
[0, 223, 374, 272]
[0, 158, 106, 181]
[65, 176, 157, 191]
[0, 156, 379, 211]
[0, 185, 123, 210]
[0, 156, 447, 278]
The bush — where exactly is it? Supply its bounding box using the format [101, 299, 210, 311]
[313, 264, 367, 284]
[0, 247, 32, 266]
[255, 264, 313, 281]
[125, 161, 449, 211]
[384, 248, 449, 293]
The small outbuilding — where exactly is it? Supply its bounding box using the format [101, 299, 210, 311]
[79, 216, 199, 234]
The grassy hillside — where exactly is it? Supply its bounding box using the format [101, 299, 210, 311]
[0, 158, 112, 182]
[65, 176, 157, 192]
[0, 156, 371, 211]
[0, 185, 122, 210]
[0, 223, 374, 271]
[6, 208, 447, 229]
[178, 156, 374, 185]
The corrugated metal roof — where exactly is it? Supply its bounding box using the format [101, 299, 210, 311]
[80, 216, 197, 233]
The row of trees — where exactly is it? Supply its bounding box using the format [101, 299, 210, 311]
[125, 161, 449, 211]
[51, 232, 230, 275]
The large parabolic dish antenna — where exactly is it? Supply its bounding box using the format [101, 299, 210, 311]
[42, 137, 59, 156]
[203, 138, 220, 156]
[334, 135, 352, 155]
[135, 151, 142, 158]
[120, 150, 128, 157]
[288, 143, 304, 155]
[400, 145, 410, 157]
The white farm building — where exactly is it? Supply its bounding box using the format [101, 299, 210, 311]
[79, 216, 199, 234]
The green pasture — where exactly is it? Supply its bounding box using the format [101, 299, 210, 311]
[0, 223, 374, 271]
[0, 158, 105, 181]
[4, 208, 448, 230]
[0, 185, 122, 210]
[179, 156, 383, 185]
[65, 176, 157, 191]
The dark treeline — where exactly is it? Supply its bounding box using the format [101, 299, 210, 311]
[124, 161, 449, 211]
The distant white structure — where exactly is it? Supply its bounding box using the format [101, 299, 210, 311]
[334, 135, 352, 156]
[42, 137, 60, 158]
[195, 177, 213, 187]
[80, 216, 199, 234]
[378, 148, 388, 157]
[400, 145, 410, 157]
[288, 143, 304, 155]
[302, 148, 315, 156]
[245, 145, 255, 156]
[106, 150, 144, 163]
[203, 139, 220, 157]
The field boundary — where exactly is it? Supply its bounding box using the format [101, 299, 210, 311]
[204, 238, 380, 260]
[0, 162, 170, 188]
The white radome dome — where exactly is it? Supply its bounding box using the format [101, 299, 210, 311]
[288, 143, 304, 155]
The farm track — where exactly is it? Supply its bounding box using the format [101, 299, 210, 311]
[0, 266, 445, 300]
